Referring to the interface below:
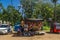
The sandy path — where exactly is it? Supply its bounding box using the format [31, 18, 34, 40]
[0, 33, 60, 40]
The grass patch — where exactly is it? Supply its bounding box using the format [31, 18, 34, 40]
[43, 26, 50, 31]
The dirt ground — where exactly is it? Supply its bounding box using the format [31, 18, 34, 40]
[0, 33, 60, 40]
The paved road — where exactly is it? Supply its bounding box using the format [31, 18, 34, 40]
[0, 33, 60, 40]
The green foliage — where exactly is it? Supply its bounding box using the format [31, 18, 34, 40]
[7, 5, 22, 25]
[43, 26, 50, 31]
[51, 0, 58, 21]
[56, 4, 60, 22]
[0, 0, 60, 26]
[0, 13, 2, 20]
[21, 0, 34, 18]
[0, 5, 22, 25]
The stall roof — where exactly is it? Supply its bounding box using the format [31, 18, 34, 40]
[26, 18, 43, 21]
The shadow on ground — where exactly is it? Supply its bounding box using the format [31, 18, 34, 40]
[46, 32, 60, 34]
[12, 33, 45, 37]
[12, 33, 34, 37]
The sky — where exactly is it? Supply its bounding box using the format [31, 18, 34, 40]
[0, 0, 60, 9]
[0, 0, 20, 9]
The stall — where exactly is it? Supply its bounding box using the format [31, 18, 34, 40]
[25, 18, 43, 31]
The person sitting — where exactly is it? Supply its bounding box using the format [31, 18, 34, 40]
[23, 24, 29, 36]
[20, 20, 25, 35]
[20, 20, 29, 36]
[28, 24, 35, 36]
[16, 24, 23, 36]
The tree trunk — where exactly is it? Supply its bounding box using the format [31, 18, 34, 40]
[54, 2, 56, 22]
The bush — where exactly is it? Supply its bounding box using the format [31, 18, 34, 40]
[43, 26, 50, 30]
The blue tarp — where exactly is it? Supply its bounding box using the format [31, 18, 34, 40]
[14, 24, 20, 32]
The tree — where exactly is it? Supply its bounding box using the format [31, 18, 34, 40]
[0, 3, 3, 20]
[7, 5, 22, 25]
[2, 9, 8, 22]
[0, 3, 5, 23]
[51, 0, 58, 21]
[20, 0, 34, 18]
[32, 2, 53, 19]
[56, 4, 60, 22]
[20, 0, 54, 19]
